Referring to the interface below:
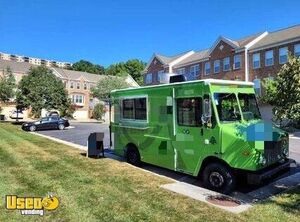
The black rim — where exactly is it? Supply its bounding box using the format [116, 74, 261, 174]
[209, 172, 225, 188]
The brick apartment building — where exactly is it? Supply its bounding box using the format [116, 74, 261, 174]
[144, 24, 300, 95]
[0, 59, 138, 120]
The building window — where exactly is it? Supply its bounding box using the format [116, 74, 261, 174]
[214, 60, 220, 73]
[190, 64, 200, 79]
[294, 44, 300, 57]
[157, 70, 164, 83]
[72, 95, 84, 105]
[76, 82, 80, 89]
[253, 79, 261, 96]
[233, 55, 241, 69]
[177, 68, 185, 75]
[145, 73, 152, 84]
[265, 50, 274, 66]
[121, 98, 147, 120]
[223, 57, 230, 71]
[253, 53, 260, 69]
[205, 62, 210, 75]
[70, 82, 74, 89]
[84, 83, 88, 90]
[279, 47, 288, 64]
[177, 98, 202, 127]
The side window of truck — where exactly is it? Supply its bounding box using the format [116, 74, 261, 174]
[121, 97, 147, 121]
[177, 98, 202, 127]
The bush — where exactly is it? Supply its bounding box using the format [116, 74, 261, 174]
[60, 103, 76, 119]
[93, 103, 105, 120]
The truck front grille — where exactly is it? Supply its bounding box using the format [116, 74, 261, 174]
[264, 141, 283, 164]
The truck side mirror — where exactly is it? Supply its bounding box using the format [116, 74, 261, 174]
[202, 98, 212, 126]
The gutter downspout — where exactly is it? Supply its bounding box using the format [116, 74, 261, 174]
[245, 48, 249, 82]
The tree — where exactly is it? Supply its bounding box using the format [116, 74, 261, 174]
[260, 78, 278, 105]
[105, 62, 128, 77]
[93, 103, 105, 120]
[124, 59, 146, 85]
[106, 59, 146, 85]
[0, 67, 16, 112]
[91, 76, 130, 101]
[17, 66, 72, 117]
[71, 60, 105, 75]
[262, 55, 300, 127]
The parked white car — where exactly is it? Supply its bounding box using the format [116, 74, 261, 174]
[9, 110, 24, 119]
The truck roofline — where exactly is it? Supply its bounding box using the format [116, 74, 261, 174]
[111, 79, 254, 93]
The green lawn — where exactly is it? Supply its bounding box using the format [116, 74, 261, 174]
[0, 122, 299, 222]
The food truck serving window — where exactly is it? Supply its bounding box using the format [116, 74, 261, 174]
[121, 97, 147, 120]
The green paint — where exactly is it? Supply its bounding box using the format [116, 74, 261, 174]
[111, 80, 289, 177]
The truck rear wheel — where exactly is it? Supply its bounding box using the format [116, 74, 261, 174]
[126, 146, 141, 166]
[202, 163, 236, 194]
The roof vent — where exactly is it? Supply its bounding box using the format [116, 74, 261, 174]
[159, 73, 186, 84]
[170, 74, 186, 83]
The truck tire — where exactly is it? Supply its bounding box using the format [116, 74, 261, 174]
[126, 146, 141, 166]
[202, 163, 236, 194]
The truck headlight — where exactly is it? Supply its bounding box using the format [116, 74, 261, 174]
[282, 138, 289, 157]
[283, 147, 289, 157]
[258, 155, 266, 165]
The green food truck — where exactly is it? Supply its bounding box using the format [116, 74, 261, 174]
[110, 76, 294, 193]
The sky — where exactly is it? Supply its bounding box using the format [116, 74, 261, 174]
[0, 0, 300, 67]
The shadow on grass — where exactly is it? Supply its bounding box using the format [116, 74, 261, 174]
[10, 121, 26, 125]
[258, 186, 300, 214]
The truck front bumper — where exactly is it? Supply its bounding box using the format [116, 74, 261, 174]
[246, 159, 296, 185]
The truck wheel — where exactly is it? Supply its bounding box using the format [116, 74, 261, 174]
[202, 163, 236, 194]
[126, 146, 141, 166]
[29, 125, 36, 132]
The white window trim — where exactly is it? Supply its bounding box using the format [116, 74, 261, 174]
[214, 60, 220, 74]
[205, 62, 210, 75]
[120, 95, 149, 123]
[253, 53, 260, 69]
[265, 50, 274, 66]
[223, 57, 230, 71]
[190, 64, 200, 77]
[177, 68, 185, 75]
[279, 47, 288, 64]
[157, 70, 164, 83]
[145, 73, 153, 84]
[71, 94, 85, 106]
[294, 44, 300, 56]
[233, 55, 241, 70]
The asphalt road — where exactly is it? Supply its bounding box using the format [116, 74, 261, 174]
[37, 122, 300, 163]
[37, 122, 110, 148]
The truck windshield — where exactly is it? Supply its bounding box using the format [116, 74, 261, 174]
[238, 93, 261, 120]
[214, 93, 241, 122]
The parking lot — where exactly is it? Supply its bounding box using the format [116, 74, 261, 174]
[37, 122, 110, 147]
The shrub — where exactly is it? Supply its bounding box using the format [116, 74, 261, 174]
[93, 103, 105, 120]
